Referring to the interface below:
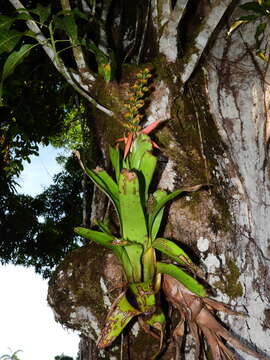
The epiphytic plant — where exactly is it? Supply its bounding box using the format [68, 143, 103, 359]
[75, 70, 268, 359]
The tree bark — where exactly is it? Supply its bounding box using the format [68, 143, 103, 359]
[206, 3, 270, 358]
[42, 0, 270, 358]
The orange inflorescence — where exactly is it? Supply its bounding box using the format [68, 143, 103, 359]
[122, 67, 152, 131]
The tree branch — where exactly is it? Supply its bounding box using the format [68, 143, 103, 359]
[181, 0, 233, 84]
[151, 0, 171, 34]
[81, 0, 91, 14]
[8, 0, 114, 117]
[152, 0, 189, 63]
[171, 0, 189, 23]
[60, 0, 96, 85]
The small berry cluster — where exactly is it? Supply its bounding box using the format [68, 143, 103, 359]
[122, 68, 152, 132]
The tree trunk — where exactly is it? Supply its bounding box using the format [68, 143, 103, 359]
[45, 1, 270, 359]
[206, 7, 270, 358]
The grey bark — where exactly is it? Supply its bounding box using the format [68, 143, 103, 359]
[39, 0, 270, 358]
[206, 5, 270, 358]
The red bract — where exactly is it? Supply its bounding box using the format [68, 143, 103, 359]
[116, 120, 161, 158]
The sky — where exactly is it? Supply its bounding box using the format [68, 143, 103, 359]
[0, 145, 79, 360]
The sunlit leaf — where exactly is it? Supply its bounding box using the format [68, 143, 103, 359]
[74, 226, 124, 259]
[129, 133, 152, 170]
[228, 20, 247, 36]
[142, 247, 156, 281]
[157, 262, 207, 297]
[100, 63, 111, 83]
[256, 49, 268, 61]
[153, 238, 193, 266]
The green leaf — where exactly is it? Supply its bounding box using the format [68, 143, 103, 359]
[83, 38, 110, 75]
[228, 20, 247, 36]
[118, 169, 148, 282]
[74, 226, 114, 246]
[129, 280, 156, 312]
[156, 262, 207, 297]
[142, 247, 156, 281]
[124, 243, 143, 282]
[24, 30, 38, 40]
[97, 293, 141, 348]
[100, 63, 111, 83]
[84, 166, 120, 218]
[16, 12, 33, 21]
[150, 189, 167, 241]
[74, 227, 123, 259]
[0, 44, 36, 102]
[255, 22, 266, 48]
[0, 29, 22, 54]
[148, 185, 203, 239]
[61, 14, 78, 42]
[94, 218, 112, 235]
[153, 238, 193, 266]
[120, 245, 137, 283]
[82, 38, 113, 81]
[72, 7, 89, 21]
[256, 49, 268, 61]
[0, 15, 14, 30]
[118, 169, 148, 244]
[227, 17, 259, 36]
[109, 145, 121, 182]
[238, 15, 261, 21]
[255, 22, 266, 38]
[129, 134, 153, 170]
[1, 44, 36, 81]
[32, 3, 51, 25]
[146, 307, 166, 330]
[139, 151, 157, 204]
[240, 2, 265, 13]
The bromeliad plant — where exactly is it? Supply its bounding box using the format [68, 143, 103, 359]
[75, 130, 206, 351]
[74, 70, 267, 359]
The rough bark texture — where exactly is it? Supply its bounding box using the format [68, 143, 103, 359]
[43, 0, 270, 359]
[206, 4, 270, 358]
